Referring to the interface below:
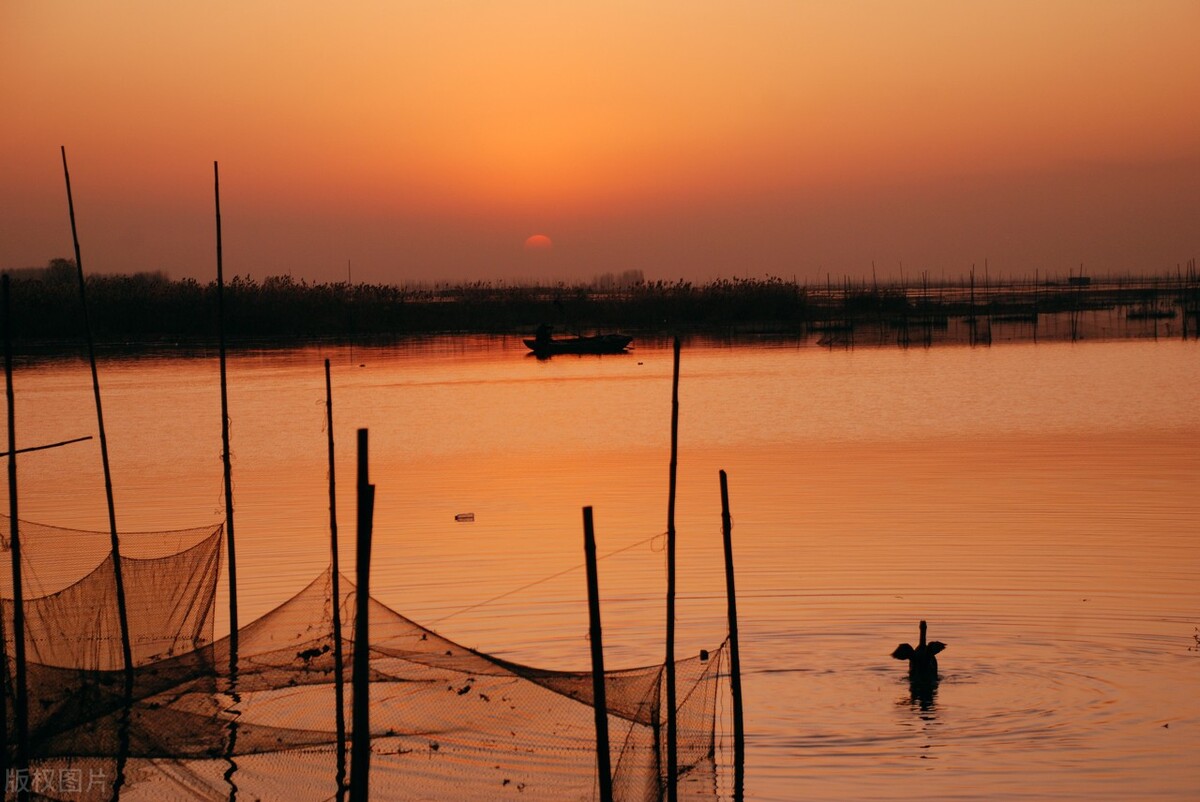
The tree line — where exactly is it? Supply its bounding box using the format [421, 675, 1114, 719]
[3, 259, 810, 343]
[5, 258, 1192, 347]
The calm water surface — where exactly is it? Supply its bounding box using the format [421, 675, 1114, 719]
[4, 337, 1198, 800]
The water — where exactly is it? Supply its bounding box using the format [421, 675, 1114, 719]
[3, 336, 1198, 800]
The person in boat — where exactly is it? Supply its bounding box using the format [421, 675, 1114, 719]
[535, 322, 552, 345]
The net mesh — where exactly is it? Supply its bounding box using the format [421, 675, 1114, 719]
[2, 516, 730, 801]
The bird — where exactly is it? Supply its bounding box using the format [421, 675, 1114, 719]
[891, 620, 945, 681]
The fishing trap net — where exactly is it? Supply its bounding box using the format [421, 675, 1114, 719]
[2, 516, 731, 800]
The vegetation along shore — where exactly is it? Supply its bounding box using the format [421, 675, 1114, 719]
[4, 258, 1198, 351]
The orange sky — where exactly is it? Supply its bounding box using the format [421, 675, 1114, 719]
[3, 1, 1198, 284]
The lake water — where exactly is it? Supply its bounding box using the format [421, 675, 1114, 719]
[3, 336, 1199, 800]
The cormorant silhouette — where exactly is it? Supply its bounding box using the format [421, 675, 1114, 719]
[891, 620, 945, 680]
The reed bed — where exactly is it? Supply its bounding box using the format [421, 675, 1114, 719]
[4, 258, 1197, 346]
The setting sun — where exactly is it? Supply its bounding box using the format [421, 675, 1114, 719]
[524, 234, 553, 251]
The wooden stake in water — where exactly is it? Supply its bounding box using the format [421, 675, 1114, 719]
[719, 470, 745, 801]
[60, 147, 135, 701]
[214, 161, 239, 675]
[350, 428, 375, 802]
[0, 380, 5, 789]
[582, 506, 614, 802]
[0, 284, 87, 783]
[665, 336, 681, 802]
[3, 274, 30, 786]
[325, 360, 348, 797]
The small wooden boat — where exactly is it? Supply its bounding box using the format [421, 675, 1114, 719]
[524, 333, 633, 356]
[1126, 307, 1176, 320]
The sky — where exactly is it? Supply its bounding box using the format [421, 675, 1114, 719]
[3, 1, 1198, 286]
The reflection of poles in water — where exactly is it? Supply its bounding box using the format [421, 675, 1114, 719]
[582, 507, 614, 802]
[325, 360, 348, 800]
[221, 679, 242, 801]
[719, 470, 745, 802]
[4, 274, 31, 794]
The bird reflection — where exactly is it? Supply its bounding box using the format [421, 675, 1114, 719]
[892, 620, 945, 711]
[906, 675, 939, 711]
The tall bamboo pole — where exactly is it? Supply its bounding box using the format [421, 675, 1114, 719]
[665, 336, 681, 801]
[325, 359, 347, 797]
[719, 470, 745, 801]
[582, 506, 614, 802]
[60, 147, 134, 697]
[3, 275, 30, 789]
[214, 161, 238, 674]
[349, 429, 374, 802]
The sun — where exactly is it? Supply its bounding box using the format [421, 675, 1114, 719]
[524, 234, 553, 251]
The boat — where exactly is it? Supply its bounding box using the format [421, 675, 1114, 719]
[1126, 307, 1176, 320]
[523, 333, 633, 356]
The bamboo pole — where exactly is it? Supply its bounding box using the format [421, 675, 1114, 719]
[350, 428, 374, 802]
[665, 336, 680, 802]
[3, 275, 30, 791]
[0, 423, 5, 789]
[214, 161, 239, 675]
[719, 470, 745, 801]
[60, 147, 135, 699]
[0, 543, 5, 786]
[582, 506, 614, 802]
[0, 435, 92, 457]
[325, 359, 348, 798]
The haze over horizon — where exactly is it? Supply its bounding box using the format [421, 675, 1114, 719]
[3, 1, 1198, 286]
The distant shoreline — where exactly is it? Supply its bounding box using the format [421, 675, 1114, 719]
[4, 262, 1198, 354]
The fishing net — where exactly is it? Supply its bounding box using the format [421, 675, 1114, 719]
[2, 516, 730, 801]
